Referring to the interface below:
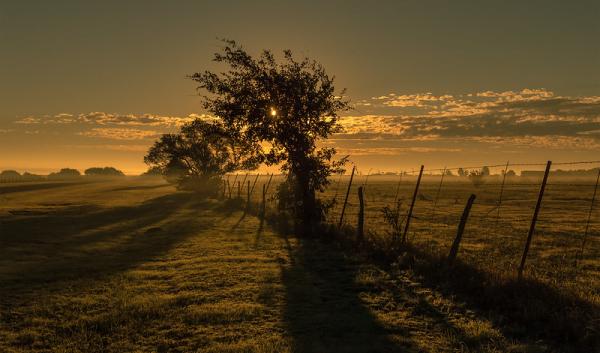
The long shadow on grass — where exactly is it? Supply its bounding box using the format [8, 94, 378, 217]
[397, 244, 599, 352]
[279, 235, 413, 352]
[0, 181, 89, 195]
[0, 192, 216, 297]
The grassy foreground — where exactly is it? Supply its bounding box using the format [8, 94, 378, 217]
[0, 179, 577, 352]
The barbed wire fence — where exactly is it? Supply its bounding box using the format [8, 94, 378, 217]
[224, 159, 600, 293]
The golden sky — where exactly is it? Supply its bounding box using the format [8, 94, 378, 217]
[1, 1, 599, 174]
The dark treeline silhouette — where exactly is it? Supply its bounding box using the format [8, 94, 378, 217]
[84, 167, 125, 177]
[0, 167, 127, 183]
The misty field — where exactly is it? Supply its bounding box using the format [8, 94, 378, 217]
[0, 178, 598, 352]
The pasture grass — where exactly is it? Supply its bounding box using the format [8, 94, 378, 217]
[0, 178, 594, 352]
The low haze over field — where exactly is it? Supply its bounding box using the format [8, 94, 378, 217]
[1, 0, 599, 173]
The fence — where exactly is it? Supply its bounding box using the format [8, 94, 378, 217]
[224, 159, 600, 296]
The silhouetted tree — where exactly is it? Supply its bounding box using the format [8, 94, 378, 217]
[145, 118, 260, 194]
[457, 168, 467, 177]
[22, 172, 43, 181]
[141, 166, 163, 177]
[191, 40, 350, 235]
[481, 166, 490, 176]
[0, 170, 21, 182]
[48, 168, 81, 180]
[469, 169, 486, 188]
[84, 167, 125, 177]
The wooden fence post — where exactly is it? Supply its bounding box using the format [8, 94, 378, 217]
[338, 166, 356, 228]
[240, 173, 249, 190]
[580, 168, 600, 259]
[249, 173, 260, 196]
[518, 160, 552, 279]
[261, 184, 266, 219]
[237, 181, 241, 199]
[402, 165, 424, 243]
[246, 180, 251, 210]
[393, 172, 403, 205]
[357, 186, 365, 243]
[265, 173, 274, 193]
[231, 174, 239, 198]
[448, 194, 476, 265]
[222, 180, 227, 199]
[431, 167, 446, 218]
[496, 161, 510, 227]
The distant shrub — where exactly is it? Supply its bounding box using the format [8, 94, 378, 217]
[381, 200, 405, 248]
[468, 169, 486, 188]
[0, 170, 21, 182]
[21, 172, 44, 181]
[141, 166, 163, 177]
[48, 168, 81, 180]
[84, 167, 125, 177]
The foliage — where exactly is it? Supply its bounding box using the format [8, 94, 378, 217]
[468, 169, 487, 188]
[381, 200, 405, 247]
[84, 167, 125, 177]
[141, 166, 163, 177]
[190, 40, 350, 233]
[0, 170, 21, 181]
[145, 118, 260, 195]
[48, 168, 81, 180]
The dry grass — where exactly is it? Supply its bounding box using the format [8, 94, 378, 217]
[0, 177, 592, 352]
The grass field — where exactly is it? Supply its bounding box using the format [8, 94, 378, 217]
[0, 178, 597, 352]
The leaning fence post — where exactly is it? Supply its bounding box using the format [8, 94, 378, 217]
[338, 166, 356, 228]
[580, 168, 600, 259]
[265, 173, 274, 194]
[431, 167, 446, 218]
[402, 165, 424, 243]
[518, 160, 552, 279]
[231, 174, 239, 198]
[237, 181, 241, 199]
[222, 180, 227, 199]
[249, 173, 260, 195]
[357, 186, 365, 243]
[240, 173, 249, 190]
[246, 180, 251, 210]
[261, 184, 267, 219]
[496, 161, 510, 227]
[448, 194, 476, 265]
[393, 172, 403, 205]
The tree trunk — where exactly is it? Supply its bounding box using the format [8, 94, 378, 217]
[293, 167, 316, 237]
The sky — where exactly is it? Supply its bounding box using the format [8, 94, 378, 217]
[1, 0, 599, 175]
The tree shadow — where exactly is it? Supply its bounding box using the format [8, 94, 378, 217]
[0, 182, 85, 195]
[278, 235, 414, 352]
[108, 184, 169, 192]
[398, 244, 600, 351]
[0, 192, 213, 298]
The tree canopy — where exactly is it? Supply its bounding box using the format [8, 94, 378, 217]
[84, 167, 125, 176]
[145, 118, 260, 193]
[190, 40, 350, 233]
[48, 168, 81, 179]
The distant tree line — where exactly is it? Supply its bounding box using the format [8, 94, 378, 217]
[0, 166, 125, 182]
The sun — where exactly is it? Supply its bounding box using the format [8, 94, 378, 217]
[270, 108, 277, 117]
